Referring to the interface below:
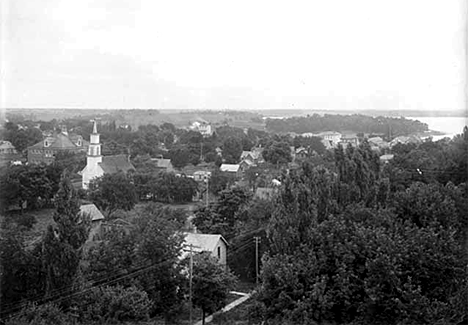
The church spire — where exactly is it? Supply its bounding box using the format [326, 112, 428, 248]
[88, 119, 101, 156]
[92, 119, 98, 134]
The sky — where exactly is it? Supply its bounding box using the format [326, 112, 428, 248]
[1, 0, 466, 111]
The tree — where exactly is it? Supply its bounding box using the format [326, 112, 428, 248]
[191, 252, 237, 324]
[262, 141, 291, 165]
[86, 204, 186, 320]
[0, 164, 57, 212]
[208, 170, 233, 195]
[42, 175, 91, 300]
[53, 151, 86, 175]
[169, 145, 191, 168]
[76, 285, 153, 323]
[222, 137, 243, 164]
[193, 186, 251, 240]
[88, 172, 137, 218]
[0, 224, 44, 315]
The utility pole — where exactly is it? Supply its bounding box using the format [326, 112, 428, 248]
[189, 243, 193, 325]
[205, 177, 209, 208]
[182, 244, 200, 325]
[254, 236, 261, 285]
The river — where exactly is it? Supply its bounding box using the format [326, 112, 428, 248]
[408, 116, 468, 141]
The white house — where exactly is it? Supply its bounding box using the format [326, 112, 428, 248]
[182, 233, 229, 267]
[302, 131, 342, 148]
[220, 163, 241, 177]
[81, 120, 135, 189]
[190, 121, 213, 137]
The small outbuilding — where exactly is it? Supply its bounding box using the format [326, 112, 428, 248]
[182, 233, 229, 268]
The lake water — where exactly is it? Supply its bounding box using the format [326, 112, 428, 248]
[408, 116, 468, 141]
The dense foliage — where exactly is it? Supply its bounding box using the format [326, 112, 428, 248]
[88, 172, 138, 218]
[190, 252, 237, 323]
[253, 129, 468, 325]
[266, 113, 428, 137]
[86, 203, 187, 320]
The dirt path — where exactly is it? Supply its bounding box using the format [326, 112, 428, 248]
[194, 291, 252, 325]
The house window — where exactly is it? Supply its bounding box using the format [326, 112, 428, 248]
[217, 246, 221, 259]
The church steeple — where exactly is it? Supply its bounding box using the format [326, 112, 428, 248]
[88, 119, 102, 157]
[82, 119, 103, 189]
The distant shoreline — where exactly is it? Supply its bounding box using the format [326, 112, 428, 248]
[2, 107, 467, 118]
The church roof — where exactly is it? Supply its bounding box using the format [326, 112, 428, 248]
[99, 155, 135, 174]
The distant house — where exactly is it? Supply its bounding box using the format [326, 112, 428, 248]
[27, 126, 89, 165]
[190, 120, 213, 137]
[239, 159, 255, 172]
[379, 154, 394, 164]
[339, 136, 360, 148]
[303, 131, 342, 149]
[220, 163, 241, 177]
[151, 158, 174, 173]
[240, 147, 264, 164]
[390, 135, 422, 147]
[295, 147, 309, 160]
[79, 203, 105, 241]
[368, 137, 389, 151]
[0, 140, 17, 154]
[182, 232, 229, 267]
[81, 121, 135, 189]
[0, 140, 22, 167]
[193, 170, 211, 182]
[254, 187, 279, 200]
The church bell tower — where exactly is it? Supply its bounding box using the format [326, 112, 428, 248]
[87, 119, 102, 165]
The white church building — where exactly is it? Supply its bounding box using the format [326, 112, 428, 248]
[81, 120, 135, 189]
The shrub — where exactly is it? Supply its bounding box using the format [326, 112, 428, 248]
[76, 285, 153, 323]
[14, 214, 36, 230]
[5, 303, 73, 325]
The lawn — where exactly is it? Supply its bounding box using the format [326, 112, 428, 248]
[2, 208, 56, 247]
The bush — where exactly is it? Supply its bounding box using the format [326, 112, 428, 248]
[14, 214, 36, 230]
[75, 285, 153, 323]
[5, 303, 74, 325]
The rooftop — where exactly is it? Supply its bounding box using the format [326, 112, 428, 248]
[220, 164, 240, 172]
[100, 155, 135, 174]
[183, 232, 228, 253]
[79, 203, 104, 221]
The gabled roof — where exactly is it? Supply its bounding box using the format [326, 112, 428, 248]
[79, 203, 104, 221]
[151, 158, 172, 169]
[379, 154, 395, 161]
[368, 137, 385, 144]
[28, 132, 87, 150]
[240, 159, 254, 166]
[0, 141, 15, 149]
[295, 147, 308, 154]
[99, 155, 135, 174]
[220, 164, 240, 172]
[183, 232, 228, 253]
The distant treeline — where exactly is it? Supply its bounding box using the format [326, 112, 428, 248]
[265, 113, 428, 136]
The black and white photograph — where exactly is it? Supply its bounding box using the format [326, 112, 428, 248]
[0, 1, 467, 324]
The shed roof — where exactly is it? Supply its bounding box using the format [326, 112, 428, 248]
[79, 204, 104, 221]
